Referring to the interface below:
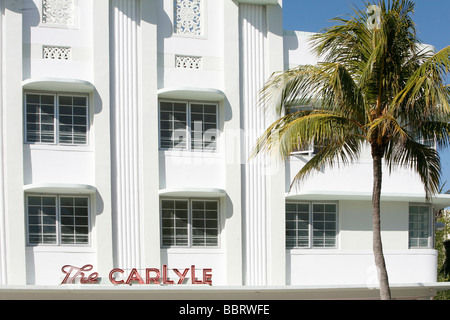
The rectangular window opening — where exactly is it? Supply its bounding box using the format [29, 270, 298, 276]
[409, 204, 432, 249]
[286, 201, 337, 249]
[159, 100, 218, 152]
[161, 198, 219, 248]
[25, 93, 89, 145]
[26, 195, 90, 246]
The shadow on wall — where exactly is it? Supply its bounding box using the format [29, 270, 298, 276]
[18, 0, 39, 80]
[283, 30, 299, 70]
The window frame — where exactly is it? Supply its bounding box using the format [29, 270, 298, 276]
[286, 201, 338, 249]
[160, 198, 220, 248]
[408, 203, 433, 249]
[26, 194, 91, 247]
[158, 99, 219, 152]
[24, 92, 90, 146]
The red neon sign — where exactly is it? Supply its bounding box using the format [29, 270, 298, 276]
[61, 264, 212, 285]
[61, 264, 99, 284]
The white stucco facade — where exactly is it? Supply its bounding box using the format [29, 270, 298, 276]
[0, 0, 450, 300]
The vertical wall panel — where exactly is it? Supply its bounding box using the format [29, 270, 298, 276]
[1, 0, 25, 285]
[0, 0, 6, 286]
[110, 0, 142, 272]
[240, 3, 268, 286]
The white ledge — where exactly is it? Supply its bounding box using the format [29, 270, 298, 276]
[157, 87, 225, 101]
[159, 187, 226, 198]
[23, 78, 95, 93]
[286, 190, 450, 208]
[24, 183, 97, 194]
[0, 282, 449, 300]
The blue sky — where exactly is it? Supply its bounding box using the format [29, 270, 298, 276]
[282, 0, 450, 192]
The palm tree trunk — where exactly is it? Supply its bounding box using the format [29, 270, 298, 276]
[372, 146, 392, 300]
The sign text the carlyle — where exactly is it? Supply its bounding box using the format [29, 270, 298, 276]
[61, 264, 213, 285]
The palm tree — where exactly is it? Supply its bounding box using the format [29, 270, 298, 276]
[253, 0, 450, 300]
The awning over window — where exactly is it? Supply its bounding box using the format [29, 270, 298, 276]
[157, 87, 225, 102]
[159, 187, 226, 198]
[24, 183, 97, 195]
[23, 78, 95, 93]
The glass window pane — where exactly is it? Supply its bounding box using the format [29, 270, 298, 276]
[286, 202, 337, 248]
[191, 200, 219, 247]
[27, 195, 57, 245]
[59, 197, 89, 245]
[26, 94, 55, 144]
[58, 95, 88, 145]
[286, 202, 310, 248]
[41, 95, 55, 104]
[190, 103, 217, 151]
[409, 205, 430, 248]
[161, 200, 189, 247]
[73, 97, 87, 106]
[159, 102, 187, 150]
[312, 203, 336, 248]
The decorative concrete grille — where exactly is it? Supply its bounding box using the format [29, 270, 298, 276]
[43, 46, 72, 60]
[175, 55, 202, 69]
[174, 0, 202, 36]
[42, 0, 75, 26]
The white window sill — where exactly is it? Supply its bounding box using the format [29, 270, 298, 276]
[161, 247, 224, 254]
[26, 245, 95, 253]
[24, 143, 93, 153]
[159, 149, 222, 158]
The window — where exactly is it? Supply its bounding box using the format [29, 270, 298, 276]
[409, 204, 432, 248]
[159, 101, 218, 151]
[286, 202, 337, 248]
[26, 195, 90, 246]
[161, 199, 219, 247]
[25, 93, 88, 145]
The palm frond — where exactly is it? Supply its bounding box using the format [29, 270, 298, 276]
[250, 110, 362, 162]
[394, 46, 450, 115]
[420, 120, 450, 149]
[366, 112, 409, 144]
[256, 0, 450, 202]
[290, 134, 363, 189]
[385, 138, 441, 198]
[259, 62, 367, 126]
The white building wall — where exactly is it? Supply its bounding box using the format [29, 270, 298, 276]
[0, 0, 446, 297]
[22, 0, 95, 191]
[287, 151, 426, 197]
[2, 0, 27, 286]
[0, 0, 6, 286]
[24, 0, 94, 82]
[287, 200, 438, 286]
[159, 0, 224, 90]
[282, 27, 442, 289]
[284, 31, 431, 198]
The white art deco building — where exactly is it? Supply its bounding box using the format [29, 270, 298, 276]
[0, 0, 450, 300]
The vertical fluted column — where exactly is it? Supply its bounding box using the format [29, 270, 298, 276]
[111, 0, 142, 271]
[240, 3, 268, 286]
